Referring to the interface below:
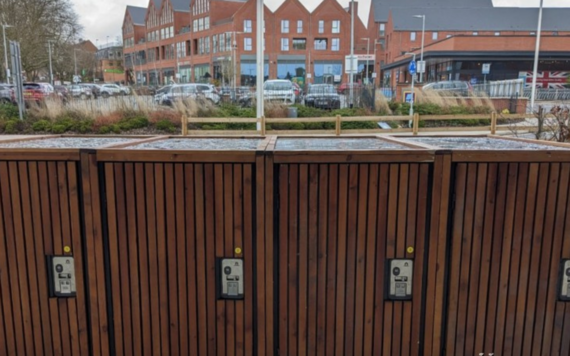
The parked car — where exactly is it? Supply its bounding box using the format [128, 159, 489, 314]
[263, 79, 296, 104]
[22, 82, 60, 103]
[154, 84, 221, 106]
[69, 85, 92, 99]
[80, 84, 102, 98]
[99, 84, 125, 97]
[0, 83, 14, 104]
[119, 85, 131, 95]
[337, 82, 363, 95]
[422, 81, 472, 95]
[304, 84, 341, 109]
[54, 85, 69, 99]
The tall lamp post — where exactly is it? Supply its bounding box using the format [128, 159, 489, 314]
[349, 0, 355, 107]
[361, 37, 370, 85]
[229, 31, 244, 100]
[405, 52, 417, 117]
[413, 15, 425, 83]
[256, 0, 264, 131]
[2, 23, 12, 83]
[47, 40, 54, 86]
[530, 0, 544, 113]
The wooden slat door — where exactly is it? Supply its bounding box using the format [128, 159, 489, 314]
[0, 161, 90, 356]
[103, 162, 255, 356]
[275, 163, 432, 356]
[445, 162, 570, 356]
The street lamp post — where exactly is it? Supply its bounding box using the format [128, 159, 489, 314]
[530, 0, 544, 113]
[405, 52, 416, 117]
[74, 48, 78, 76]
[361, 37, 370, 85]
[2, 24, 13, 83]
[413, 15, 425, 83]
[349, 0, 355, 108]
[256, 0, 264, 130]
[47, 40, 54, 86]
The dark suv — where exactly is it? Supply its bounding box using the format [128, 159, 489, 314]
[305, 84, 341, 109]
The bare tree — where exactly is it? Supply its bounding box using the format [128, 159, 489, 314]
[0, 0, 83, 81]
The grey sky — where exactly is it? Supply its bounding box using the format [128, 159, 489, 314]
[71, 0, 568, 46]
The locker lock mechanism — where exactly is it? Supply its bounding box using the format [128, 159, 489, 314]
[386, 259, 413, 301]
[217, 258, 244, 300]
[47, 255, 77, 298]
[559, 259, 570, 302]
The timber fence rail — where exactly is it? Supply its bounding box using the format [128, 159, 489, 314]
[182, 112, 538, 136]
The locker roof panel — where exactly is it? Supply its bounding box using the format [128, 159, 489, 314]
[400, 137, 570, 150]
[275, 137, 411, 150]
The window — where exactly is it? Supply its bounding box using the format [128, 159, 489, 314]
[244, 20, 252, 33]
[281, 38, 289, 51]
[379, 23, 385, 36]
[314, 38, 327, 50]
[205, 17, 210, 30]
[553, 31, 559, 36]
[378, 39, 385, 48]
[530, 31, 536, 35]
[205, 37, 210, 54]
[226, 34, 231, 51]
[170, 26, 174, 38]
[292, 38, 306, 50]
[447, 34, 452, 38]
[332, 20, 340, 33]
[213, 36, 218, 53]
[193, 19, 198, 32]
[161, 28, 165, 39]
[244, 38, 252, 51]
[495, 32, 500, 36]
[281, 20, 289, 33]
[473, 31, 478, 36]
[410, 32, 416, 41]
[318, 20, 324, 33]
[432, 32, 438, 40]
[331, 38, 340, 51]
[297, 20, 303, 33]
[219, 33, 226, 52]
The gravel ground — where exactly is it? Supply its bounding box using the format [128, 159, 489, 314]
[275, 138, 410, 150]
[402, 137, 569, 150]
[128, 138, 262, 150]
[0, 137, 138, 148]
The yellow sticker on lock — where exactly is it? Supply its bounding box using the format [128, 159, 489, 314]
[64, 246, 71, 253]
[235, 247, 242, 255]
[407, 246, 414, 254]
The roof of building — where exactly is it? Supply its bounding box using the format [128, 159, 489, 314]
[373, 0, 570, 31]
[171, 0, 191, 11]
[127, 5, 147, 25]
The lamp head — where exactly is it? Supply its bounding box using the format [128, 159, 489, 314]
[413, 15, 425, 19]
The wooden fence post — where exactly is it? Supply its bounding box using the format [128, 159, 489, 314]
[490, 111, 497, 135]
[181, 116, 188, 136]
[261, 116, 266, 136]
[413, 113, 420, 135]
[335, 115, 341, 136]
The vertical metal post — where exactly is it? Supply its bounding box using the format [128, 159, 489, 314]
[365, 38, 370, 85]
[256, 0, 264, 130]
[349, 0, 355, 108]
[420, 15, 425, 83]
[2, 24, 11, 83]
[74, 49, 78, 76]
[233, 31, 237, 100]
[48, 40, 54, 86]
[530, 0, 544, 113]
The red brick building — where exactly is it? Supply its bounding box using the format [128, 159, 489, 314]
[122, 0, 376, 87]
[374, 0, 570, 89]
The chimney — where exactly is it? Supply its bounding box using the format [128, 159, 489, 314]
[348, 1, 359, 17]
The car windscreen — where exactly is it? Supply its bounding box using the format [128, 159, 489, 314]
[264, 82, 292, 91]
[308, 85, 335, 94]
[156, 86, 171, 94]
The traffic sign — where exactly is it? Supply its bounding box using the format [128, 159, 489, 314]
[482, 63, 491, 75]
[417, 60, 426, 74]
[344, 55, 358, 74]
[73, 75, 81, 83]
[409, 60, 417, 75]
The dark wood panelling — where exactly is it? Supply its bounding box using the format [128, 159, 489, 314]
[103, 162, 256, 356]
[276, 163, 432, 356]
[0, 160, 89, 356]
[445, 162, 570, 356]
